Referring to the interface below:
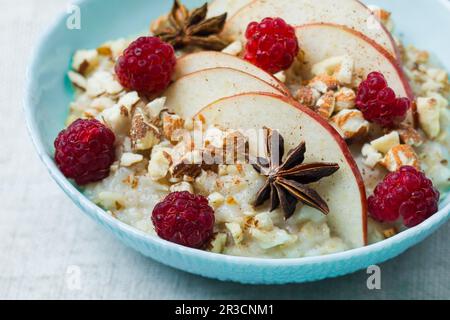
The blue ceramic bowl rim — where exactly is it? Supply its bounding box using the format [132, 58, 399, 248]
[24, 0, 450, 268]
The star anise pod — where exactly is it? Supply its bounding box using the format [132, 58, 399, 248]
[153, 0, 229, 51]
[253, 128, 340, 219]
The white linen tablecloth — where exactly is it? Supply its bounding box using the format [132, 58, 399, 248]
[0, 0, 449, 299]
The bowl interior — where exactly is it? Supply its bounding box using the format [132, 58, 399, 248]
[25, 0, 450, 283]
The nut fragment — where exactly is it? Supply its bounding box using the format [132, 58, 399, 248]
[316, 91, 336, 119]
[397, 125, 424, 147]
[361, 144, 383, 168]
[370, 131, 400, 154]
[148, 147, 171, 181]
[72, 49, 99, 75]
[331, 109, 369, 140]
[163, 112, 185, 142]
[273, 71, 287, 83]
[118, 91, 141, 111]
[295, 86, 320, 107]
[120, 153, 144, 167]
[221, 40, 243, 56]
[335, 87, 356, 111]
[144, 97, 167, 118]
[380, 144, 420, 172]
[208, 192, 225, 208]
[308, 74, 339, 93]
[169, 181, 194, 193]
[130, 109, 161, 151]
[383, 228, 397, 239]
[311, 55, 354, 84]
[68, 71, 87, 90]
[417, 97, 441, 138]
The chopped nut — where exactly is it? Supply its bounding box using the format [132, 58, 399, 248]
[209, 233, 227, 253]
[311, 55, 354, 84]
[171, 150, 218, 179]
[417, 97, 441, 138]
[221, 40, 242, 56]
[295, 86, 320, 107]
[68, 71, 87, 90]
[204, 127, 226, 149]
[148, 148, 171, 181]
[72, 49, 99, 75]
[208, 192, 225, 208]
[98, 104, 131, 136]
[308, 74, 339, 93]
[254, 212, 274, 231]
[316, 91, 336, 119]
[361, 143, 383, 168]
[120, 153, 144, 167]
[225, 222, 243, 244]
[335, 87, 356, 111]
[397, 125, 424, 147]
[90, 97, 115, 112]
[380, 144, 420, 172]
[370, 131, 400, 154]
[144, 97, 167, 118]
[86, 71, 123, 97]
[130, 109, 161, 151]
[118, 91, 141, 111]
[383, 228, 397, 239]
[331, 109, 369, 140]
[96, 39, 129, 59]
[169, 181, 194, 193]
[97, 191, 125, 211]
[163, 112, 185, 141]
[273, 71, 287, 83]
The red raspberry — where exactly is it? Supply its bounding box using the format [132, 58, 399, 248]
[356, 72, 410, 128]
[368, 166, 440, 227]
[54, 119, 115, 185]
[115, 36, 176, 95]
[244, 17, 299, 74]
[152, 192, 215, 248]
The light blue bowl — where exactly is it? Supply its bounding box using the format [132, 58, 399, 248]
[25, 0, 450, 284]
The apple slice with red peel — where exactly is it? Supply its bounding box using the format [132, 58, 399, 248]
[224, 0, 400, 59]
[294, 23, 416, 125]
[164, 67, 284, 120]
[174, 51, 289, 95]
[195, 92, 368, 248]
[207, 0, 253, 19]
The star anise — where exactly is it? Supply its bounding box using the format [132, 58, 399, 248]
[253, 128, 340, 219]
[152, 0, 230, 51]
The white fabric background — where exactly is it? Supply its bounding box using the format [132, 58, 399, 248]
[0, 0, 449, 300]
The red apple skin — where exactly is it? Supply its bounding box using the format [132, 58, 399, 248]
[225, 0, 400, 60]
[195, 92, 368, 245]
[295, 23, 417, 128]
[176, 51, 292, 96]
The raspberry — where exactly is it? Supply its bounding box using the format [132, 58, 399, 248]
[368, 166, 440, 227]
[115, 36, 176, 95]
[244, 17, 299, 74]
[152, 192, 215, 248]
[356, 72, 410, 128]
[54, 119, 115, 185]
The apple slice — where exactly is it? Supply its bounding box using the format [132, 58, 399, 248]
[195, 93, 368, 248]
[164, 67, 284, 120]
[207, 0, 253, 19]
[294, 23, 416, 125]
[224, 0, 399, 59]
[174, 51, 289, 95]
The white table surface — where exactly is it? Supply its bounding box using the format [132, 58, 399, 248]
[0, 0, 449, 300]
